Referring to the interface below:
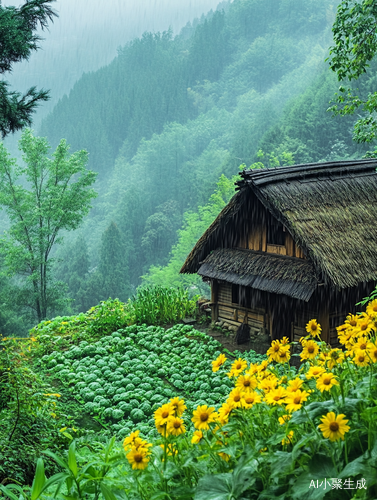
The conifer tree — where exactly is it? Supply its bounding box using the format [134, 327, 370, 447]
[0, 0, 57, 137]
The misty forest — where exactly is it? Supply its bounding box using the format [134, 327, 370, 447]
[1, 0, 377, 498]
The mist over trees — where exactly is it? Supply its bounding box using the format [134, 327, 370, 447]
[1, 0, 375, 329]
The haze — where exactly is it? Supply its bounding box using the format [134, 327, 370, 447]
[3, 0, 223, 122]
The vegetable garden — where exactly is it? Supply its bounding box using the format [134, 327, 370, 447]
[1, 292, 377, 499]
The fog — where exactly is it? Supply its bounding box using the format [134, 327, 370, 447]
[3, 0, 223, 123]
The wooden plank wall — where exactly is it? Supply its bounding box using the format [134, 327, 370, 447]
[217, 283, 266, 331]
[239, 225, 305, 258]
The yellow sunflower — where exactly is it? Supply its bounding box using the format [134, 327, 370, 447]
[326, 348, 344, 370]
[236, 373, 258, 392]
[345, 313, 359, 328]
[318, 412, 350, 441]
[278, 414, 291, 425]
[227, 357, 247, 378]
[227, 387, 244, 409]
[356, 315, 374, 336]
[169, 397, 186, 417]
[305, 365, 325, 379]
[366, 299, 377, 319]
[257, 360, 269, 373]
[282, 430, 294, 445]
[218, 402, 233, 424]
[264, 386, 287, 406]
[316, 372, 339, 392]
[305, 319, 322, 338]
[267, 340, 282, 362]
[351, 335, 370, 353]
[191, 430, 203, 444]
[154, 403, 174, 427]
[300, 339, 319, 361]
[286, 377, 304, 393]
[166, 416, 186, 436]
[285, 389, 309, 412]
[352, 348, 371, 367]
[275, 345, 291, 364]
[212, 353, 227, 372]
[258, 375, 278, 393]
[240, 391, 261, 409]
[192, 405, 218, 430]
[126, 446, 151, 470]
[369, 340, 377, 363]
[123, 430, 140, 451]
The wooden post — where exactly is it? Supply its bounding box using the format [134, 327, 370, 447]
[318, 302, 330, 344]
[211, 279, 218, 323]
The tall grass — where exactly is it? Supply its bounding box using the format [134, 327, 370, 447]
[130, 286, 198, 325]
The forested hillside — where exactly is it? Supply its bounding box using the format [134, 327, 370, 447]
[3, 0, 372, 327]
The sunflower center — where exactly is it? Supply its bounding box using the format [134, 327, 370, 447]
[134, 453, 143, 463]
[361, 324, 367, 330]
[329, 422, 339, 432]
[293, 396, 301, 404]
[200, 412, 209, 422]
[161, 411, 169, 418]
[273, 345, 280, 352]
[350, 320, 357, 326]
[311, 325, 317, 331]
[308, 346, 315, 353]
[173, 421, 181, 429]
[280, 352, 287, 358]
[243, 380, 251, 387]
[323, 377, 332, 385]
[273, 395, 281, 401]
[236, 363, 242, 369]
[360, 342, 367, 349]
[234, 395, 241, 402]
[245, 397, 253, 404]
[373, 305, 377, 312]
[358, 355, 365, 362]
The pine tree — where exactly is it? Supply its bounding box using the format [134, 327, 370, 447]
[0, 0, 58, 137]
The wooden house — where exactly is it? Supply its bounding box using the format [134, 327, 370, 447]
[180, 160, 377, 345]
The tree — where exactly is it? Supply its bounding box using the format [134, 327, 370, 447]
[0, 0, 57, 138]
[0, 129, 97, 322]
[98, 221, 130, 301]
[328, 0, 377, 145]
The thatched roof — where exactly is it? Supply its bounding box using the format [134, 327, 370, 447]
[198, 248, 317, 301]
[181, 159, 377, 293]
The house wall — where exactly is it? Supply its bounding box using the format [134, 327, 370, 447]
[213, 280, 366, 346]
[238, 211, 305, 258]
[217, 282, 266, 333]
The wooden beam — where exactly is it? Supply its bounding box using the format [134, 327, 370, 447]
[211, 280, 219, 323]
[285, 233, 294, 257]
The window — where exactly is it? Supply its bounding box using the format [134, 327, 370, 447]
[267, 223, 285, 245]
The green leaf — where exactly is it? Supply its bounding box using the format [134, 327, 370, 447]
[291, 455, 336, 500]
[68, 440, 78, 477]
[100, 483, 119, 500]
[0, 485, 20, 500]
[31, 458, 46, 500]
[194, 473, 234, 500]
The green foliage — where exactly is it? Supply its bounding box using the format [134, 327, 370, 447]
[0, 0, 57, 137]
[131, 286, 198, 324]
[0, 337, 72, 484]
[328, 0, 377, 145]
[0, 129, 97, 322]
[143, 173, 238, 290]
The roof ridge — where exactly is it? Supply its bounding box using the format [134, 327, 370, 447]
[236, 159, 377, 189]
